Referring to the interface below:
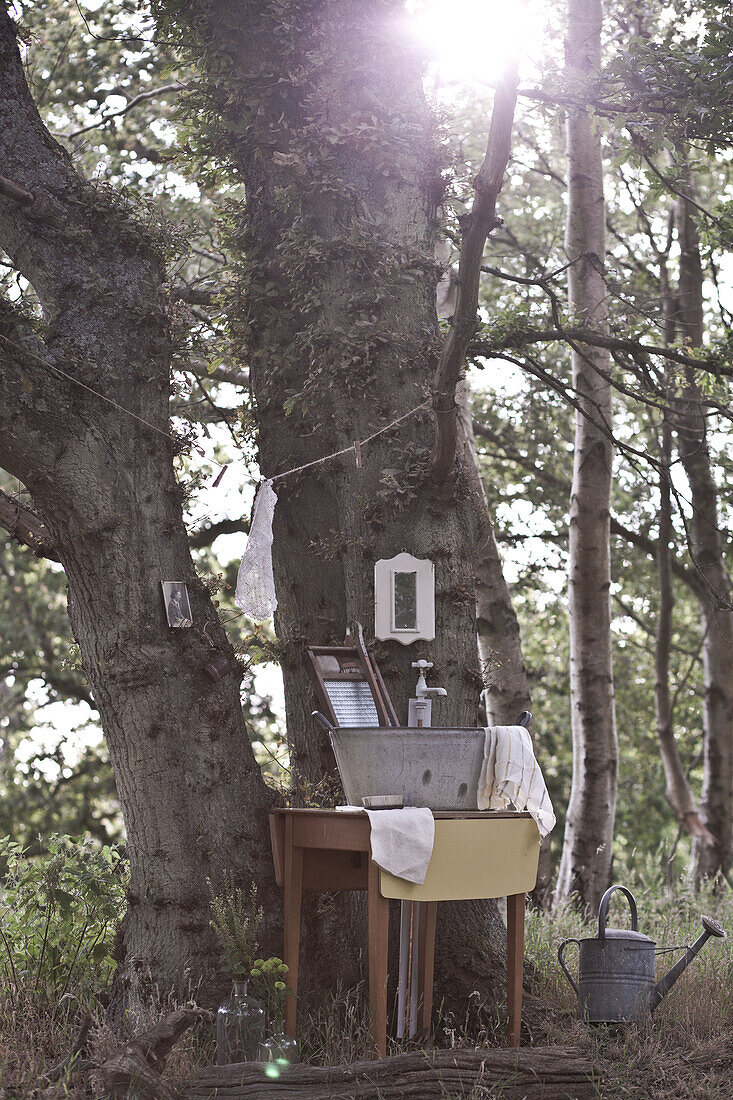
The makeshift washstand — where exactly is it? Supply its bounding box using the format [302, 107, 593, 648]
[295, 626, 554, 1050]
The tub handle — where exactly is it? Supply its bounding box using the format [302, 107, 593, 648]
[312, 710, 335, 733]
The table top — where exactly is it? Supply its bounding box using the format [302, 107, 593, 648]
[269, 808, 540, 899]
[270, 807, 531, 819]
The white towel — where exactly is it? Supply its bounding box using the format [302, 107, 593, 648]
[478, 725, 556, 838]
[365, 807, 435, 885]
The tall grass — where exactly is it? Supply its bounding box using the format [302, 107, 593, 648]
[525, 869, 733, 1098]
[2, 841, 733, 1098]
[296, 870, 733, 1097]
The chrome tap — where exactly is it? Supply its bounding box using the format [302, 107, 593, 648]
[408, 660, 447, 727]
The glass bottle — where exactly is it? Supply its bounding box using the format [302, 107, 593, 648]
[216, 980, 266, 1065]
[259, 1030, 300, 1068]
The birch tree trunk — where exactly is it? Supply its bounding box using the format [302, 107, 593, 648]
[555, 0, 618, 912]
[654, 416, 712, 843]
[653, 260, 712, 844]
[672, 192, 733, 881]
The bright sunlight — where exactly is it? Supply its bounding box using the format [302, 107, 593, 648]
[405, 0, 542, 88]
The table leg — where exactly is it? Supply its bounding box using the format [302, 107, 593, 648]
[417, 901, 437, 1034]
[506, 893, 525, 1047]
[367, 858, 390, 1059]
[283, 814, 304, 1038]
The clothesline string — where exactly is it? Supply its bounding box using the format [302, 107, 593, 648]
[42, 359, 227, 469]
[33, 352, 431, 485]
[267, 400, 432, 484]
[235, 399, 432, 620]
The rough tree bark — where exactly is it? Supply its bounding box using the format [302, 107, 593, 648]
[0, 7, 276, 1019]
[555, 0, 618, 912]
[672, 190, 733, 881]
[153, 0, 517, 1008]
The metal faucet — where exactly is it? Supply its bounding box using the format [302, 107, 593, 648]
[408, 661, 447, 727]
[412, 660, 447, 698]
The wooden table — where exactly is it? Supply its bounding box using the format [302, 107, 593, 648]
[269, 808, 540, 1058]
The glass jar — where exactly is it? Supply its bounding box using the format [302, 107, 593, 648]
[216, 980, 266, 1065]
[259, 1030, 300, 1069]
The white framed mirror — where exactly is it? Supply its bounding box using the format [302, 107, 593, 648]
[375, 553, 435, 645]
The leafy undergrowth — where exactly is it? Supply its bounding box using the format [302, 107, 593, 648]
[2, 859, 733, 1098]
[0, 835, 126, 1096]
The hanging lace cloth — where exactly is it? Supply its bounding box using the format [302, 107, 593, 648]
[235, 479, 278, 621]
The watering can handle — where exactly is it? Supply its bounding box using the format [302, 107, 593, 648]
[598, 884, 638, 940]
[557, 938, 580, 996]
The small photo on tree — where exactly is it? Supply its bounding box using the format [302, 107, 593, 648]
[161, 581, 193, 628]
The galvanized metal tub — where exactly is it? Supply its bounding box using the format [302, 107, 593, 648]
[328, 726, 485, 810]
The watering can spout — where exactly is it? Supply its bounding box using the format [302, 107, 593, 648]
[648, 915, 726, 1013]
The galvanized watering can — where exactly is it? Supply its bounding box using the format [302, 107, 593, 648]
[558, 884, 725, 1023]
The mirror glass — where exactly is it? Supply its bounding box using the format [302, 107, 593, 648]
[393, 571, 418, 630]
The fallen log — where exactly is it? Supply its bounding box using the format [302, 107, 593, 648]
[186, 1046, 598, 1100]
[98, 1008, 205, 1100]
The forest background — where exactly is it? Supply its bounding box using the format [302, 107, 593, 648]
[1, 0, 733, 1085]
[3, 0, 731, 883]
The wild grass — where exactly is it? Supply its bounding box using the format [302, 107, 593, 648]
[0, 992, 88, 1092]
[295, 871, 733, 1098]
[523, 872, 733, 1099]
[2, 863, 733, 1098]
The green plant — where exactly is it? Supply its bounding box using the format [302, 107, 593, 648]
[208, 874, 263, 979]
[0, 834, 125, 1009]
[250, 955, 289, 1028]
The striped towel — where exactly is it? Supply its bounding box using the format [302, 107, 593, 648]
[478, 726, 556, 837]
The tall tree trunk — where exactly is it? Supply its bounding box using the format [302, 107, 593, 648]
[555, 0, 618, 913]
[673, 190, 733, 882]
[159, 0, 509, 1009]
[653, 259, 712, 845]
[0, 7, 276, 1022]
[456, 385, 552, 903]
[654, 416, 712, 842]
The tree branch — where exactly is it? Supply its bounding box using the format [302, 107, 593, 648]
[628, 134, 727, 231]
[183, 357, 248, 387]
[470, 328, 729, 376]
[189, 517, 249, 549]
[0, 487, 59, 560]
[471, 417, 706, 598]
[0, 6, 170, 484]
[172, 286, 216, 307]
[0, 175, 34, 206]
[430, 59, 519, 482]
[57, 83, 185, 140]
[0, 297, 65, 480]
